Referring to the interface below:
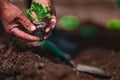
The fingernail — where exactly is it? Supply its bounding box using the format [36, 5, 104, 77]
[45, 28, 50, 33]
[51, 19, 56, 29]
[31, 26, 36, 31]
[44, 36, 48, 39]
[51, 25, 55, 29]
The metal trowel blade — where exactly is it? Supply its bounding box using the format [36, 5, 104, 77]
[76, 64, 105, 75]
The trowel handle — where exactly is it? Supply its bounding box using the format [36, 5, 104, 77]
[39, 40, 71, 61]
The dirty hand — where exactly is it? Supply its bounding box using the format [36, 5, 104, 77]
[32, 0, 57, 39]
[0, 1, 40, 41]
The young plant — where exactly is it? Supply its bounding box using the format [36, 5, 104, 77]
[24, 2, 52, 39]
[24, 2, 52, 23]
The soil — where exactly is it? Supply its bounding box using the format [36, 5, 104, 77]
[0, 27, 120, 80]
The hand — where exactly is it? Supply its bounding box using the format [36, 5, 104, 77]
[32, 0, 57, 39]
[0, 2, 40, 41]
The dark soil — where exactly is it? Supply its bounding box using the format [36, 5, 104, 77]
[0, 28, 120, 80]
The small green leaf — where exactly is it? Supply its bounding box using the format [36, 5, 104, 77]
[46, 13, 52, 18]
[24, 9, 34, 21]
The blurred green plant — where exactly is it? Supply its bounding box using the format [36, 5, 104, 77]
[59, 16, 80, 31]
[116, 0, 120, 9]
[79, 26, 98, 38]
[107, 19, 120, 30]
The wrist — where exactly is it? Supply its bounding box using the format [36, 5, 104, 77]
[0, 0, 9, 4]
[0, 0, 10, 17]
[0, 0, 9, 8]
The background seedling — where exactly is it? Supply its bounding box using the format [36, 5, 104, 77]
[59, 16, 80, 31]
[79, 26, 98, 38]
[107, 19, 120, 30]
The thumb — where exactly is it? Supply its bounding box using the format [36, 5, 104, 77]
[17, 14, 36, 32]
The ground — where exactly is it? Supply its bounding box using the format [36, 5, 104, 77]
[0, 29, 120, 80]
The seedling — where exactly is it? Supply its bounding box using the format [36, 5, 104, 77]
[24, 2, 52, 23]
[24, 2, 52, 39]
[79, 26, 98, 38]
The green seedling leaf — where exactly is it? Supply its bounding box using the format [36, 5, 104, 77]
[24, 9, 34, 21]
[107, 19, 120, 30]
[59, 16, 80, 31]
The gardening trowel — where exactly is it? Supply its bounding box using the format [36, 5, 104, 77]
[32, 22, 106, 76]
[38, 40, 107, 76]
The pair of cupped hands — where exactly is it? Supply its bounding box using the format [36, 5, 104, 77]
[0, 0, 56, 44]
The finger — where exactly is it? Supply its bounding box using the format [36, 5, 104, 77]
[6, 24, 19, 32]
[49, 16, 57, 29]
[44, 31, 52, 39]
[44, 16, 56, 33]
[31, 12, 37, 24]
[10, 27, 40, 41]
[32, 0, 50, 6]
[17, 14, 36, 32]
[45, 28, 51, 33]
